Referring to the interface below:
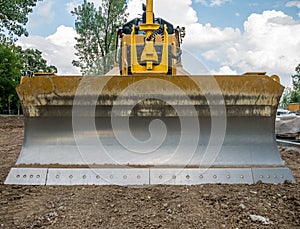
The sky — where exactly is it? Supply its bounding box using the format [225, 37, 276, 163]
[16, 0, 300, 86]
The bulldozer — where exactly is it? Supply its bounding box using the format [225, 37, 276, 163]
[5, 0, 295, 185]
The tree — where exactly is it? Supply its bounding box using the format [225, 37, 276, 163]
[292, 64, 300, 92]
[72, 0, 127, 75]
[289, 90, 300, 104]
[280, 88, 291, 109]
[0, 0, 41, 41]
[290, 64, 300, 103]
[280, 64, 300, 108]
[18, 48, 57, 74]
[0, 43, 22, 114]
[0, 43, 57, 114]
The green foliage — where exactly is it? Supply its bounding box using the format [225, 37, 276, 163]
[280, 64, 300, 108]
[290, 64, 300, 103]
[0, 43, 22, 113]
[292, 63, 300, 92]
[72, 0, 127, 75]
[280, 88, 291, 109]
[0, 0, 41, 41]
[18, 48, 57, 74]
[290, 90, 300, 104]
[0, 43, 57, 114]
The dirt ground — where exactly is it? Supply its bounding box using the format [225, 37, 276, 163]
[0, 116, 299, 228]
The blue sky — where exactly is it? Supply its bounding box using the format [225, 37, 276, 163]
[193, 0, 299, 29]
[26, 0, 75, 36]
[18, 0, 300, 86]
[27, 0, 299, 36]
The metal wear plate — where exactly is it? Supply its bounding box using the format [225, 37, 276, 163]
[4, 167, 296, 185]
[150, 168, 253, 185]
[46, 168, 149, 186]
[252, 168, 296, 184]
[4, 168, 48, 185]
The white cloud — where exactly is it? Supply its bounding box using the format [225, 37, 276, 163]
[195, 0, 231, 7]
[286, 1, 300, 8]
[65, 0, 81, 13]
[286, 1, 300, 17]
[212, 66, 238, 75]
[28, 0, 55, 27]
[183, 10, 300, 86]
[127, 0, 198, 25]
[185, 23, 241, 49]
[47, 26, 77, 47]
[17, 26, 80, 75]
[126, 0, 145, 20]
[154, 0, 198, 25]
[238, 11, 300, 75]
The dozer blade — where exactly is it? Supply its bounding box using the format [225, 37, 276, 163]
[5, 73, 295, 185]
